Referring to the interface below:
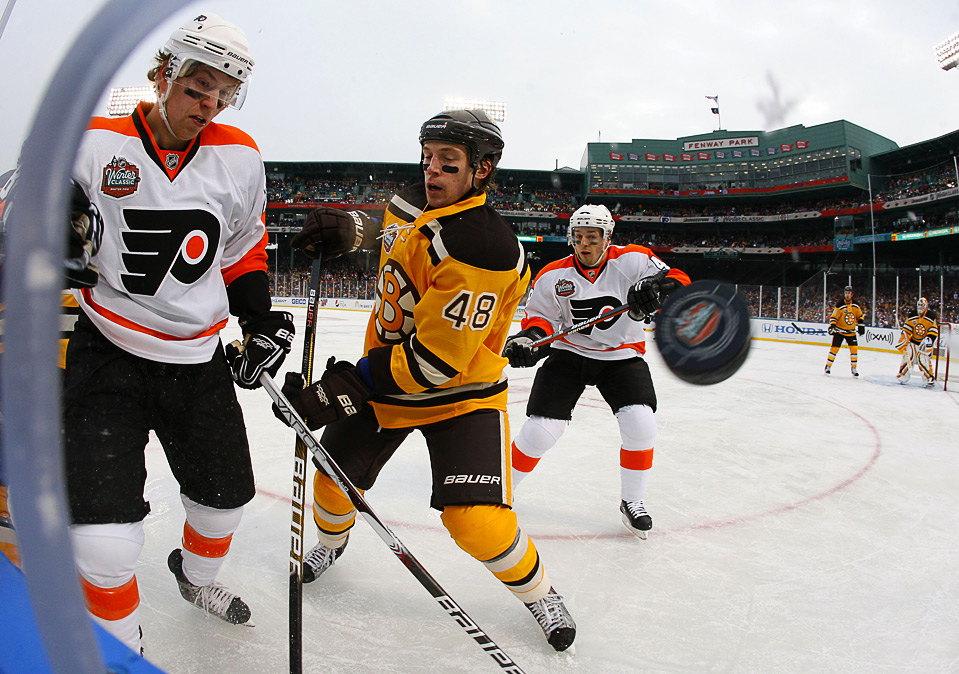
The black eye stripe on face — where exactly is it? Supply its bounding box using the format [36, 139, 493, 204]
[421, 161, 460, 174]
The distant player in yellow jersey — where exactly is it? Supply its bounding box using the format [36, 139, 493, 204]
[896, 297, 939, 386]
[825, 285, 866, 377]
[280, 110, 576, 651]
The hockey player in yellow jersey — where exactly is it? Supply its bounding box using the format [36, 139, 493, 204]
[825, 285, 866, 376]
[280, 110, 576, 651]
[896, 297, 939, 386]
[0, 169, 89, 569]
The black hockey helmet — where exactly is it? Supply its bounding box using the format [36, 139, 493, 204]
[419, 109, 504, 170]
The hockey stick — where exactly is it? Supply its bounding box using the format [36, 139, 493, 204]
[790, 322, 807, 334]
[528, 303, 631, 349]
[261, 373, 527, 674]
[289, 257, 322, 674]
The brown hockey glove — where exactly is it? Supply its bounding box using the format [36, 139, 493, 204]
[502, 327, 549, 368]
[290, 207, 371, 259]
[64, 180, 103, 289]
[226, 311, 295, 389]
[273, 357, 372, 430]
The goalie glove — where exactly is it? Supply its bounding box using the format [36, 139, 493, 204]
[64, 180, 104, 289]
[225, 311, 295, 389]
[502, 327, 548, 368]
[274, 357, 372, 430]
[290, 206, 371, 259]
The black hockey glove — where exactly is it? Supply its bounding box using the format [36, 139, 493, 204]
[226, 311, 295, 389]
[827, 325, 837, 335]
[274, 357, 372, 430]
[857, 324, 865, 335]
[290, 207, 370, 259]
[64, 180, 104, 289]
[627, 269, 670, 321]
[502, 327, 548, 368]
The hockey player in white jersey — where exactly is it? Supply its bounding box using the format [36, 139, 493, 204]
[503, 204, 690, 538]
[61, 13, 314, 654]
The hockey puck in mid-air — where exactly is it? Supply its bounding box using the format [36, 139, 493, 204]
[655, 280, 751, 385]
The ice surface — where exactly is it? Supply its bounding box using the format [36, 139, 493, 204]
[126, 308, 959, 674]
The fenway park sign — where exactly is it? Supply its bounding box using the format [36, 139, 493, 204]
[682, 137, 759, 151]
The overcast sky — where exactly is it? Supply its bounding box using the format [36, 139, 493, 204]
[3, 0, 959, 173]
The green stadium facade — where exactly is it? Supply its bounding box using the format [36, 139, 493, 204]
[265, 120, 959, 324]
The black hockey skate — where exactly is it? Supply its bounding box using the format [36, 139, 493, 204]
[621, 499, 653, 539]
[302, 537, 348, 583]
[167, 548, 252, 625]
[524, 587, 576, 652]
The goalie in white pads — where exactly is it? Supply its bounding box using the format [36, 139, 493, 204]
[896, 297, 939, 386]
[502, 204, 690, 539]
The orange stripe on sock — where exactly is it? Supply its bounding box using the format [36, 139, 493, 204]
[511, 443, 540, 473]
[182, 523, 233, 559]
[80, 576, 139, 621]
[620, 447, 654, 471]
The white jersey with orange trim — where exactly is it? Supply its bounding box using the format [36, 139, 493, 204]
[522, 245, 690, 361]
[71, 103, 268, 364]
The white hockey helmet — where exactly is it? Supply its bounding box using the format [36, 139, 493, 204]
[917, 297, 929, 314]
[162, 13, 254, 109]
[568, 204, 615, 247]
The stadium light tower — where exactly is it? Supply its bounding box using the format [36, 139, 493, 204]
[934, 30, 959, 70]
[106, 86, 156, 116]
[443, 97, 507, 122]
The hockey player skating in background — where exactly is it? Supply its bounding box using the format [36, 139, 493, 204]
[896, 297, 939, 386]
[278, 110, 577, 651]
[63, 14, 300, 653]
[825, 285, 866, 377]
[502, 204, 690, 539]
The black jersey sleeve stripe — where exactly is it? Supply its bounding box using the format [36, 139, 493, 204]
[408, 334, 459, 384]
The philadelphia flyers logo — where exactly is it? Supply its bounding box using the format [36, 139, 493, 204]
[569, 295, 621, 336]
[119, 209, 220, 296]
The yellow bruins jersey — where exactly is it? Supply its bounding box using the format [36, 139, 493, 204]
[363, 183, 530, 428]
[901, 310, 939, 345]
[0, 169, 79, 369]
[829, 301, 865, 335]
[0, 293, 79, 369]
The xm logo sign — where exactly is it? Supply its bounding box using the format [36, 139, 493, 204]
[119, 209, 220, 296]
[865, 330, 893, 345]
